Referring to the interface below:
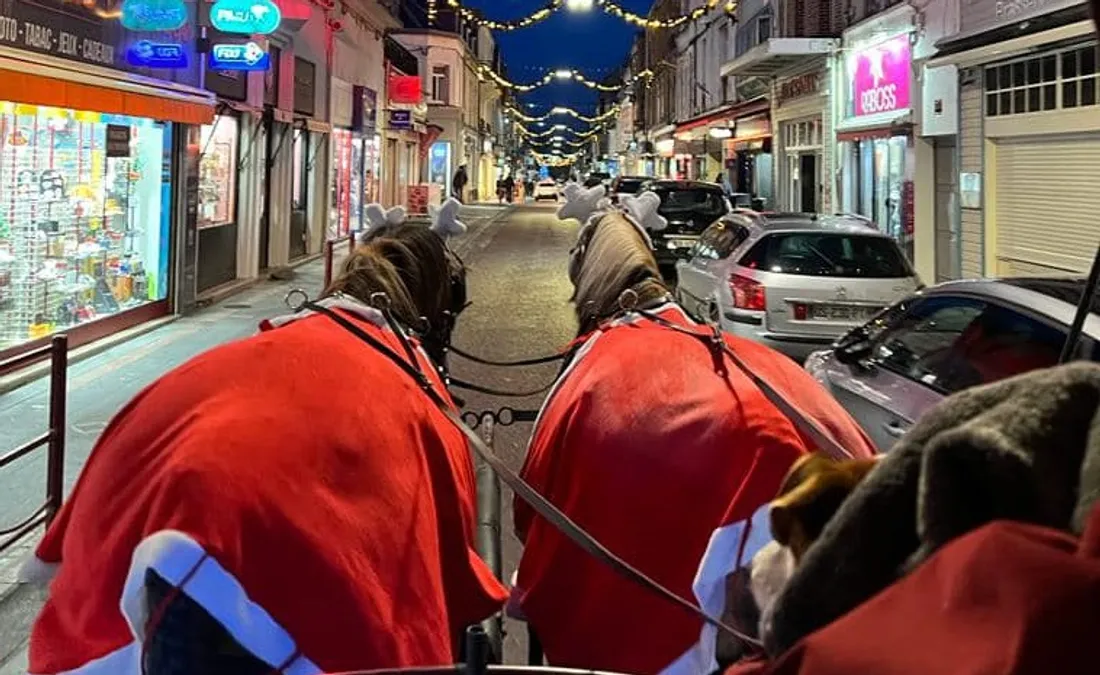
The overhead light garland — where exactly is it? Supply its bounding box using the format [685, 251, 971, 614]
[479, 64, 653, 93]
[439, 0, 734, 31]
[515, 124, 601, 141]
[531, 150, 580, 166]
[506, 103, 622, 124]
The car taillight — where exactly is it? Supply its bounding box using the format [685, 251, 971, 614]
[793, 303, 807, 320]
[729, 273, 766, 311]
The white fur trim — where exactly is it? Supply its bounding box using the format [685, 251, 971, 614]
[120, 530, 322, 675]
[16, 553, 58, 585]
[429, 198, 468, 238]
[29, 642, 141, 675]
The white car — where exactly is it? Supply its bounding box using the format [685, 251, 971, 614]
[533, 179, 559, 201]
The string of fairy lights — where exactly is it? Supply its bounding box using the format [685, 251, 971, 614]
[431, 0, 733, 166]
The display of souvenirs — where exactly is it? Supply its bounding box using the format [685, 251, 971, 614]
[0, 105, 167, 350]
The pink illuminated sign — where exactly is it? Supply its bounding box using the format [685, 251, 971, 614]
[852, 35, 911, 117]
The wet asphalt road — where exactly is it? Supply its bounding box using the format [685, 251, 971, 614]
[0, 202, 578, 668]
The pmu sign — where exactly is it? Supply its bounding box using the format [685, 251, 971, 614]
[209, 42, 270, 71]
[210, 0, 282, 35]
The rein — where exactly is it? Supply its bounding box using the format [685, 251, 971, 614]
[292, 293, 764, 650]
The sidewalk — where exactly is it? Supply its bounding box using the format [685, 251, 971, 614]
[0, 205, 512, 673]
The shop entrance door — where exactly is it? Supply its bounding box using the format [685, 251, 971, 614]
[933, 138, 960, 281]
[799, 154, 818, 212]
[289, 128, 309, 260]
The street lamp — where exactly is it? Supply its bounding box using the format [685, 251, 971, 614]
[566, 0, 594, 10]
[554, 69, 574, 80]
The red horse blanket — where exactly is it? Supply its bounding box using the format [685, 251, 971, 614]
[514, 303, 875, 674]
[27, 298, 507, 675]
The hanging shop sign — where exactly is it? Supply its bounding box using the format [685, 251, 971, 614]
[777, 72, 821, 106]
[388, 74, 422, 105]
[388, 110, 412, 131]
[125, 40, 188, 69]
[264, 44, 282, 107]
[352, 85, 378, 134]
[105, 125, 132, 157]
[293, 57, 317, 116]
[209, 42, 270, 71]
[210, 0, 282, 35]
[120, 0, 187, 31]
[851, 35, 912, 117]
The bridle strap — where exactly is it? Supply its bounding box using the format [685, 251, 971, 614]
[299, 301, 763, 650]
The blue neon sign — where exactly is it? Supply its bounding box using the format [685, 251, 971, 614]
[209, 42, 271, 71]
[210, 0, 282, 35]
[126, 41, 188, 69]
[120, 0, 188, 31]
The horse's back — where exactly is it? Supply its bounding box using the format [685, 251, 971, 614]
[516, 310, 835, 673]
[31, 314, 502, 675]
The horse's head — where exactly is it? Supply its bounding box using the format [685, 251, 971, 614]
[325, 199, 468, 367]
[558, 183, 670, 336]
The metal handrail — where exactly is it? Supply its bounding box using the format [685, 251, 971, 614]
[323, 233, 359, 289]
[0, 335, 68, 554]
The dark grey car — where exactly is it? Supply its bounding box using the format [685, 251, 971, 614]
[805, 278, 1100, 452]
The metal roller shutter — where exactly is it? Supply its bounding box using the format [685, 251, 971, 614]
[996, 134, 1100, 275]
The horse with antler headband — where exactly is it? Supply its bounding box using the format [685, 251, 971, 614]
[510, 184, 877, 675]
[20, 198, 507, 675]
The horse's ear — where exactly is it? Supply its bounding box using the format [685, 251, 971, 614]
[558, 184, 607, 223]
[430, 197, 467, 239]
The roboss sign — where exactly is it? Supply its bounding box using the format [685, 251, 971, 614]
[210, 0, 282, 35]
[852, 35, 911, 117]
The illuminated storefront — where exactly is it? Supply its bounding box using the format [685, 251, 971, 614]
[0, 0, 215, 356]
[837, 27, 915, 258]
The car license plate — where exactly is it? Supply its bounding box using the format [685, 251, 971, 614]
[668, 237, 696, 249]
[808, 304, 881, 321]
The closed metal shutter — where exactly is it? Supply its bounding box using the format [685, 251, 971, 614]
[995, 133, 1100, 275]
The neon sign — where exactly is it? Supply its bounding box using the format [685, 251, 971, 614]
[210, 0, 282, 35]
[120, 0, 188, 32]
[126, 41, 188, 69]
[209, 42, 271, 71]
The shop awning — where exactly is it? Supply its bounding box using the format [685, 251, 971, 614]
[675, 98, 770, 139]
[720, 38, 837, 79]
[0, 49, 215, 125]
[927, 19, 1093, 69]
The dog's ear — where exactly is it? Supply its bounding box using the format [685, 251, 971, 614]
[771, 455, 879, 561]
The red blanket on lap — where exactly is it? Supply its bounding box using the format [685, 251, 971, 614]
[514, 304, 875, 674]
[28, 299, 507, 675]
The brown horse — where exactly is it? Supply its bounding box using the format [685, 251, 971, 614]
[512, 190, 876, 674]
[22, 203, 505, 675]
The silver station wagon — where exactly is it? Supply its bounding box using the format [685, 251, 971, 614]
[675, 211, 921, 362]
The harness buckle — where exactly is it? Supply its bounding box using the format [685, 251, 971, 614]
[284, 288, 310, 312]
[617, 288, 639, 312]
[369, 292, 392, 311]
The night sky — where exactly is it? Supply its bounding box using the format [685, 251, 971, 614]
[462, 0, 653, 142]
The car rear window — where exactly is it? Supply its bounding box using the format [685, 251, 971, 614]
[616, 179, 645, 193]
[740, 232, 914, 278]
[652, 188, 729, 219]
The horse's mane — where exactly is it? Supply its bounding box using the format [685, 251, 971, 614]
[571, 211, 665, 335]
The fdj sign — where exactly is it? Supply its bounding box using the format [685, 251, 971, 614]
[120, 0, 188, 32]
[210, 0, 282, 35]
[126, 41, 188, 69]
[209, 42, 270, 71]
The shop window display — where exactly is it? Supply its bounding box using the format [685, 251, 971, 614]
[198, 116, 239, 229]
[0, 103, 171, 350]
[330, 129, 364, 237]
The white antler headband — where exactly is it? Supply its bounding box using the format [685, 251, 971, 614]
[360, 204, 408, 243]
[557, 182, 608, 224]
[620, 192, 668, 235]
[429, 197, 468, 239]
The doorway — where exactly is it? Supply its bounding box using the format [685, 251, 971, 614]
[798, 154, 817, 212]
[289, 128, 309, 260]
[933, 137, 961, 281]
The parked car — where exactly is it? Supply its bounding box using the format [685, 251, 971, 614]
[609, 175, 649, 203]
[533, 179, 560, 201]
[675, 211, 920, 362]
[584, 172, 611, 188]
[805, 277, 1100, 452]
[646, 180, 732, 278]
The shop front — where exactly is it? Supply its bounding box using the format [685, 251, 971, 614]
[330, 77, 359, 238]
[290, 56, 326, 262]
[774, 68, 830, 212]
[0, 0, 214, 358]
[352, 86, 381, 206]
[724, 111, 774, 208]
[196, 67, 248, 295]
[837, 22, 916, 259]
[928, 0, 1096, 277]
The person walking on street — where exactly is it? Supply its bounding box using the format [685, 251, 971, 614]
[452, 165, 468, 203]
[503, 174, 515, 204]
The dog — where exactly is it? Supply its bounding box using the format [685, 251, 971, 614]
[717, 452, 880, 666]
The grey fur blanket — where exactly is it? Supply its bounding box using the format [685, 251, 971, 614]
[763, 361, 1100, 657]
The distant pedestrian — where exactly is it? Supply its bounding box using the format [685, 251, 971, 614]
[452, 165, 468, 203]
[503, 174, 515, 203]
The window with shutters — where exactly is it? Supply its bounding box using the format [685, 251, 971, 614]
[985, 42, 1098, 116]
[431, 65, 450, 105]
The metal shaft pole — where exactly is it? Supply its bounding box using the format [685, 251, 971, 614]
[46, 334, 68, 524]
[1060, 244, 1100, 363]
[475, 412, 503, 659]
